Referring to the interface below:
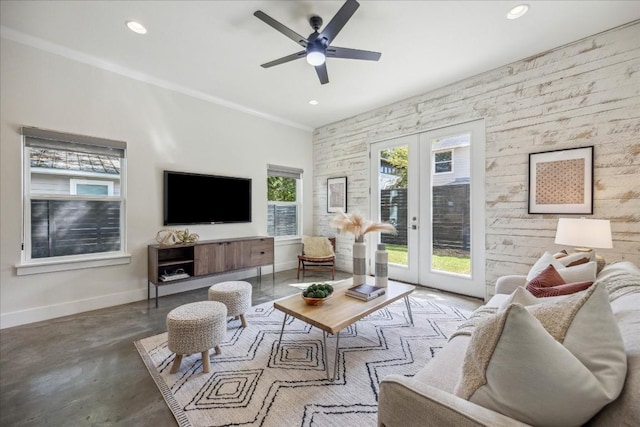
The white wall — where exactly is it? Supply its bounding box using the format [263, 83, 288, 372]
[0, 38, 312, 328]
[312, 21, 640, 298]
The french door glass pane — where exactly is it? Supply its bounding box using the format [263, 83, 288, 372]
[379, 146, 408, 266]
[430, 134, 471, 275]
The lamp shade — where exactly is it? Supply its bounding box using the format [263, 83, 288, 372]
[554, 218, 613, 249]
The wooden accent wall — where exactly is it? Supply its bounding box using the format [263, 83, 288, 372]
[313, 21, 640, 299]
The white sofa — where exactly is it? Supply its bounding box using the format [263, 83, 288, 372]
[378, 261, 640, 427]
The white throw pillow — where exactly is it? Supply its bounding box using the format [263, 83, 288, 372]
[454, 284, 627, 427]
[556, 261, 597, 284]
[557, 251, 595, 266]
[526, 251, 564, 282]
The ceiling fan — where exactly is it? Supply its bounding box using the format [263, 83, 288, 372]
[254, 0, 381, 85]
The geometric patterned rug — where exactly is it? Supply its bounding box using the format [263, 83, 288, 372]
[135, 295, 472, 427]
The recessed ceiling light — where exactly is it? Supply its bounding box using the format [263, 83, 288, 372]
[507, 4, 529, 20]
[309, 100, 319, 105]
[126, 20, 147, 34]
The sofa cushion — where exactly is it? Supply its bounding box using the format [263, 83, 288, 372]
[454, 283, 627, 426]
[526, 263, 594, 297]
[588, 261, 640, 426]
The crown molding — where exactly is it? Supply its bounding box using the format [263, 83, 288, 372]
[0, 26, 313, 132]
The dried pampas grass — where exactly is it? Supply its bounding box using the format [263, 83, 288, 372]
[330, 211, 396, 240]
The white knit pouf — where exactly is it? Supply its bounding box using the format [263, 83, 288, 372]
[208, 281, 252, 327]
[166, 301, 227, 374]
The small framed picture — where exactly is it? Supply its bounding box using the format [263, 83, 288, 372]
[528, 146, 594, 214]
[327, 177, 347, 213]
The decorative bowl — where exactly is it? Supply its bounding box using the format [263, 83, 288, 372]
[301, 283, 335, 306]
[301, 294, 332, 306]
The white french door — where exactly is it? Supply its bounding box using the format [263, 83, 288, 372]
[370, 120, 485, 298]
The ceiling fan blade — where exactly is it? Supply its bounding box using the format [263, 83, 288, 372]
[318, 0, 360, 45]
[261, 51, 306, 68]
[315, 63, 329, 85]
[254, 10, 308, 48]
[326, 46, 381, 61]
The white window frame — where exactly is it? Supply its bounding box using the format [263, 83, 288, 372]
[267, 164, 303, 240]
[434, 149, 454, 174]
[16, 127, 130, 276]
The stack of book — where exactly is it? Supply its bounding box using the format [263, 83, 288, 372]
[346, 283, 386, 301]
[159, 272, 190, 282]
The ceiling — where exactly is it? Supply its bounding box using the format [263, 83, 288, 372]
[1, 1, 639, 131]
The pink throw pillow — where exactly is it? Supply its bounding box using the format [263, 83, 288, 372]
[534, 281, 594, 297]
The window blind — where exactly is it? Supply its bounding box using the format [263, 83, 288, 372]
[22, 127, 126, 158]
[267, 164, 303, 179]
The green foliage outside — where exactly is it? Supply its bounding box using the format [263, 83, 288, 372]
[381, 147, 408, 189]
[385, 244, 471, 275]
[267, 176, 296, 201]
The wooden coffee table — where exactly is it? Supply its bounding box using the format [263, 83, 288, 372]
[273, 277, 415, 381]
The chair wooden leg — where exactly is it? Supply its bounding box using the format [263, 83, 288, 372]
[170, 354, 183, 374]
[201, 351, 211, 373]
[297, 259, 302, 280]
[239, 313, 248, 327]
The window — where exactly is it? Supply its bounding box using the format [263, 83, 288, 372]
[70, 179, 114, 196]
[267, 164, 302, 239]
[434, 150, 453, 174]
[21, 127, 127, 265]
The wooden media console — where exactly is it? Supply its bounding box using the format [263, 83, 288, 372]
[147, 236, 274, 307]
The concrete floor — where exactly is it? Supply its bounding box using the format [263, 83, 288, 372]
[0, 269, 482, 427]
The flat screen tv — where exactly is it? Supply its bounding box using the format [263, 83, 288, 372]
[163, 170, 252, 225]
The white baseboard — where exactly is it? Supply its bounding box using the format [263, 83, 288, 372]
[275, 260, 297, 272]
[1, 263, 299, 330]
[0, 288, 146, 329]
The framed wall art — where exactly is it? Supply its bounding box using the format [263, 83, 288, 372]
[528, 146, 594, 214]
[327, 177, 347, 213]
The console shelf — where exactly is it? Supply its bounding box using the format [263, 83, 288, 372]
[148, 236, 274, 307]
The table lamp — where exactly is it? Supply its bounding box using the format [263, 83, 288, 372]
[554, 217, 612, 272]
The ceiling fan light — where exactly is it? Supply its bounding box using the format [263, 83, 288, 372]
[306, 51, 326, 66]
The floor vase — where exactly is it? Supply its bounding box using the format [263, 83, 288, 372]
[352, 238, 366, 285]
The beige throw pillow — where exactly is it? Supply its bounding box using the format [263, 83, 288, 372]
[497, 286, 539, 311]
[454, 284, 627, 427]
[301, 236, 334, 258]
